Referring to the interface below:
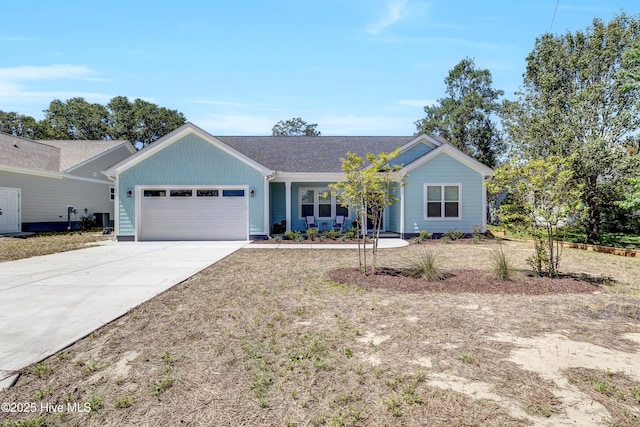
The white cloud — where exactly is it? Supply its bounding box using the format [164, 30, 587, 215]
[0, 64, 95, 81]
[366, 0, 408, 35]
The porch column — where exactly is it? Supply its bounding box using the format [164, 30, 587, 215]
[399, 184, 405, 238]
[285, 181, 292, 232]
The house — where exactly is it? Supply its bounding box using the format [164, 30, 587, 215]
[103, 123, 493, 241]
[0, 132, 136, 233]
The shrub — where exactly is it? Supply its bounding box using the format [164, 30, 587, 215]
[491, 244, 513, 280]
[284, 230, 303, 242]
[407, 249, 444, 281]
[412, 229, 432, 244]
[443, 229, 464, 241]
[306, 227, 319, 241]
[343, 228, 359, 240]
[322, 230, 341, 240]
[472, 225, 484, 243]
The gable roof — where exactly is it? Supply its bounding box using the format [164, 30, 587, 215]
[102, 122, 494, 178]
[38, 139, 132, 172]
[102, 122, 274, 177]
[0, 132, 60, 172]
[0, 131, 134, 175]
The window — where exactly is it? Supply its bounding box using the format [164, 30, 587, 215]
[197, 189, 218, 197]
[425, 184, 460, 219]
[298, 188, 349, 219]
[170, 189, 192, 197]
[222, 189, 245, 197]
[109, 186, 115, 201]
[144, 190, 166, 197]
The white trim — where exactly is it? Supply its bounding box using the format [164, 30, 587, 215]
[285, 181, 292, 232]
[396, 133, 442, 153]
[103, 123, 274, 177]
[423, 183, 462, 221]
[263, 177, 270, 237]
[400, 144, 494, 177]
[482, 177, 488, 232]
[0, 164, 64, 179]
[297, 187, 349, 220]
[399, 185, 405, 235]
[271, 172, 346, 183]
[0, 187, 22, 233]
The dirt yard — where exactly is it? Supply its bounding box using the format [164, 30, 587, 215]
[1, 238, 639, 426]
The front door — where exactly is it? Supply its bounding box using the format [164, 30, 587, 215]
[0, 187, 21, 233]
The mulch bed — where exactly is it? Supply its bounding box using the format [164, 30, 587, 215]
[328, 267, 600, 295]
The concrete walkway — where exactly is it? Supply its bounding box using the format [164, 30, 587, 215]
[0, 240, 246, 389]
[244, 238, 409, 249]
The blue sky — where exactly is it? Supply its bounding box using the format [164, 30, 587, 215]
[2, 0, 640, 136]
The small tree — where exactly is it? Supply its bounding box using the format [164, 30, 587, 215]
[486, 156, 584, 277]
[330, 149, 404, 274]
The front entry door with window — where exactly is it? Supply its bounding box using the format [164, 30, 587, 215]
[0, 187, 21, 233]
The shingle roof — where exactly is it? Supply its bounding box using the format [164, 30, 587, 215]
[216, 136, 415, 173]
[0, 131, 129, 173]
[0, 132, 60, 172]
[39, 139, 128, 172]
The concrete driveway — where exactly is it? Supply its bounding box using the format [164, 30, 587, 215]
[0, 240, 246, 389]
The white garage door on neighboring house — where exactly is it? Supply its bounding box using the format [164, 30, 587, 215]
[138, 187, 248, 241]
[0, 187, 21, 234]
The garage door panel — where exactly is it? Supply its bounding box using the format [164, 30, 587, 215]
[139, 187, 248, 241]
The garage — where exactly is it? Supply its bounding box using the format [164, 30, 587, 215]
[138, 186, 248, 241]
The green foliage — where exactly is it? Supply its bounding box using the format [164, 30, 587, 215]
[149, 378, 174, 396]
[443, 229, 464, 241]
[501, 14, 640, 243]
[321, 230, 341, 240]
[1, 418, 50, 427]
[330, 149, 405, 274]
[31, 362, 53, 379]
[491, 244, 513, 280]
[79, 215, 94, 231]
[284, 230, 303, 242]
[306, 227, 319, 241]
[3, 96, 185, 149]
[486, 156, 584, 277]
[114, 396, 135, 409]
[412, 229, 432, 244]
[107, 96, 186, 148]
[406, 249, 444, 281]
[415, 57, 504, 167]
[617, 176, 640, 212]
[0, 110, 43, 139]
[272, 117, 320, 136]
[472, 225, 484, 243]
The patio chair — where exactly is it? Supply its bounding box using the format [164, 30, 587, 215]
[332, 215, 346, 234]
[305, 216, 319, 230]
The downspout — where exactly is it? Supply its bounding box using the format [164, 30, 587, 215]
[102, 172, 118, 238]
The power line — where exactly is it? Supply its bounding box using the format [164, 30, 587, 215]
[549, 0, 560, 32]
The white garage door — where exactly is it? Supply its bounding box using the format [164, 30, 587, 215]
[139, 187, 248, 241]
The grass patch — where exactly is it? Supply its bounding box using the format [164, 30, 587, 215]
[406, 249, 445, 281]
[1, 243, 638, 426]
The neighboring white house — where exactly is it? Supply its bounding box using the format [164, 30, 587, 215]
[0, 132, 135, 233]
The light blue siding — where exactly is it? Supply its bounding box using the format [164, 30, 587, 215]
[403, 153, 485, 234]
[269, 182, 286, 232]
[386, 185, 401, 232]
[117, 134, 265, 237]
